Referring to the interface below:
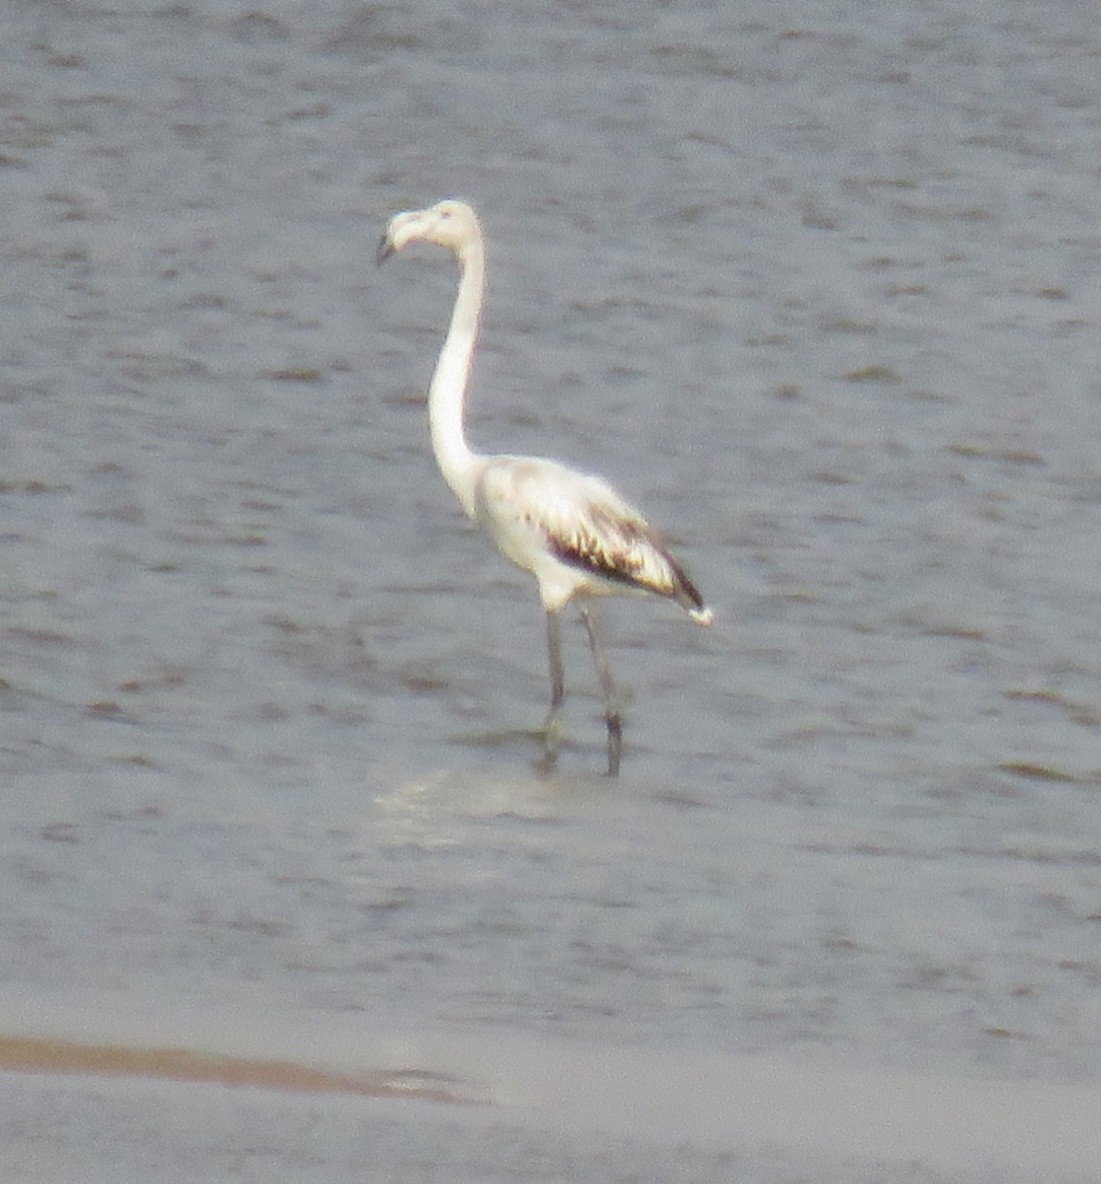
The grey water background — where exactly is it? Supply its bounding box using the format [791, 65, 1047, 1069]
[2, 1, 1101, 1179]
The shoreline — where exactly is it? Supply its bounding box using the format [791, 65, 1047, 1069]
[0, 1033, 480, 1105]
[2, 1008, 1099, 1177]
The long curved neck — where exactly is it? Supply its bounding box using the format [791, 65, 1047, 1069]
[429, 237, 484, 518]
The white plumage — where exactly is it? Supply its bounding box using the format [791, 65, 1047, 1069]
[378, 199, 712, 774]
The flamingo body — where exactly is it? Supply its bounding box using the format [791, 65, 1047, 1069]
[472, 454, 709, 617]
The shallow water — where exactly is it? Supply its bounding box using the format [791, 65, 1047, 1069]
[2, 1, 1101, 1179]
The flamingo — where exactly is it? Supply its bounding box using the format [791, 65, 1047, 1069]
[378, 199, 712, 775]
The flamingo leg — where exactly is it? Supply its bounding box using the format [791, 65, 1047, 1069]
[541, 609, 565, 768]
[580, 605, 622, 777]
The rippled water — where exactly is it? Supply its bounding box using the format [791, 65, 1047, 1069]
[2, 1, 1101, 1179]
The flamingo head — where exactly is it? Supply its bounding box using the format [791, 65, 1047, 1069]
[377, 199, 482, 265]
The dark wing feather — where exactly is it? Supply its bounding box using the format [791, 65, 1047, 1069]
[547, 502, 707, 613]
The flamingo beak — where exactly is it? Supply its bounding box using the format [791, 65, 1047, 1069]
[376, 232, 396, 266]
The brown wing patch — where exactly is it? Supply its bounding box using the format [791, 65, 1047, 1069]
[546, 503, 706, 612]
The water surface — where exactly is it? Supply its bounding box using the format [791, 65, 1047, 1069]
[2, 2, 1100, 1179]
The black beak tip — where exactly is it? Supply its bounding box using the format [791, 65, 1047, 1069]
[376, 234, 394, 267]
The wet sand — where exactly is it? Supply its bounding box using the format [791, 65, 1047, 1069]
[2, 1005, 1101, 1181]
[0, 1034, 475, 1105]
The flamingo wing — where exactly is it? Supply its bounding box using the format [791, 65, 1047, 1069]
[477, 458, 707, 614]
